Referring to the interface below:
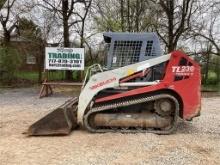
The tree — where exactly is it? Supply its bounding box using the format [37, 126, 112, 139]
[17, 17, 45, 83]
[93, 0, 155, 32]
[69, 0, 93, 49]
[121, 0, 154, 32]
[73, 0, 92, 80]
[93, 0, 122, 31]
[189, 1, 220, 84]
[0, 0, 18, 44]
[0, 0, 31, 44]
[37, 0, 92, 80]
[149, 0, 201, 53]
[0, 45, 21, 83]
[192, 1, 220, 56]
[18, 17, 42, 40]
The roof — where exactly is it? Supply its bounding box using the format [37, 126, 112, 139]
[103, 32, 159, 43]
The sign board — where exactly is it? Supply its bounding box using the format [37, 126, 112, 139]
[45, 47, 84, 70]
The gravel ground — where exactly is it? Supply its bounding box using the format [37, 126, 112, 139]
[0, 87, 219, 165]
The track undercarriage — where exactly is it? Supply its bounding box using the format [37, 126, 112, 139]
[84, 93, 179, 134]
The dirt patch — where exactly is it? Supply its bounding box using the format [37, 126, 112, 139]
[0, 87, 219, 165]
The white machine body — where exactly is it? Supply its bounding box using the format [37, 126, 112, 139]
[77, 54, 171, 124]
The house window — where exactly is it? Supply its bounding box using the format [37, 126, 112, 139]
[26, 54, 36, 64]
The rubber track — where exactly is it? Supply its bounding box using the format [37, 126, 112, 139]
[84, 94, 179, 135]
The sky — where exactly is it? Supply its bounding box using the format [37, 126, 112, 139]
[0, 0, 219, 54]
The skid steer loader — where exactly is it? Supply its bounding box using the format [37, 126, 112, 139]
[27, 33, 201, 136]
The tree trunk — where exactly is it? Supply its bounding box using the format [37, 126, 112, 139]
[135, 0, 139, 32]
[215, 55, 220, 84]
[120, 0, 125, 31]
[80, 20, 84, 48]
[167, 1, 175, 53]
[38, 41, 45, 84]
[127, 0, 131, 32]
[62, 0, 72, 81]
[204, 53, 210, 84]
[77, 18, 85, 81]
[3, 30, 11, 45]
[167, 43, 176, 53]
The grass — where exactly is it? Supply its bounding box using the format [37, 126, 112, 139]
[15, 71, 82, 82]
[16, 71, 39, 82]
[202, 84, 220, 92]
[6, 70, 220, 92]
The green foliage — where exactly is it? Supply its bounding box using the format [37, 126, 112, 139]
[15, 70, 81, 83]
[0, 46, 22, 83]
[18, 17, 42, 40]
[0, 0, 6, 10]
[213, 56, 220, 84]
[94, 16, 122, 32]
[207, 72, 218, 84]
[203, 70, 219, 85]
[93, 0, 157, 32]
[200, 54, 220, 86]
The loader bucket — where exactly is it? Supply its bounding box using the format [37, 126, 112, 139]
[27, 97, 78, 136]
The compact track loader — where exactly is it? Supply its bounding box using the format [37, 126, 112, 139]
[27, 33, 201, 136]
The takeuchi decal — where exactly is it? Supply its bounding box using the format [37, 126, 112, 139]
[90, 77, 117, 90]
[172, 66, 195, 76]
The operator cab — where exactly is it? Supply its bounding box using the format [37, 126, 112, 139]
[103, 32, 164, 81]
[103, 32, 162, 69]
